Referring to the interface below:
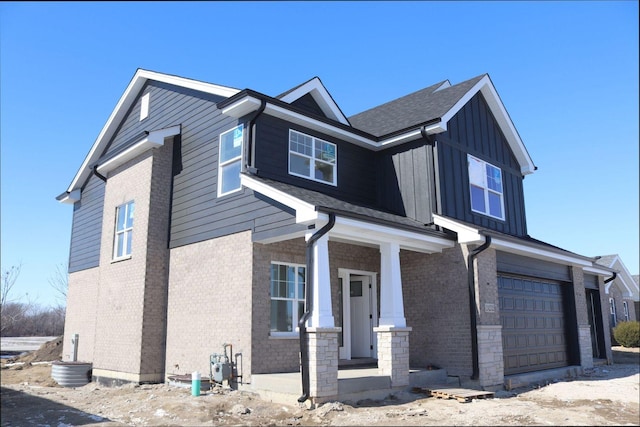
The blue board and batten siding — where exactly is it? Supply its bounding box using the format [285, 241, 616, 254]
[254, 115, 378, 208]
[377, 140, 438, 224]
[436, 92, 528, 237]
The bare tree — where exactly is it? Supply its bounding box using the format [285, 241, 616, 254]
[1, 263, 28, 334]
[49, 262, 68, 304]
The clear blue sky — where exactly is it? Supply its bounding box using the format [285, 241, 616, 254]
[1, 1, 638, 308]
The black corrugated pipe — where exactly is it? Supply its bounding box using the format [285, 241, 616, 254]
[92, 165, 107, 182]
[298, 212, 336, 403]
[604, 272, 617, 284]
[245, 100, 266, 171]
[467, 235, 491, 380]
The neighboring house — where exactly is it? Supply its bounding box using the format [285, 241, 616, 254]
[57, 69, 617, 405]
[595, 255, 640, 336]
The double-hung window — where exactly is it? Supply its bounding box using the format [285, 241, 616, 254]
[468, 154, 505, 220]
[270, 263, 306, 336]
[623, 301, 630, 322]
[218, 124, 244, 197]
[114, 201, 134, 260]
[289, 130, 337, 185]
[609, 298, 617, 327]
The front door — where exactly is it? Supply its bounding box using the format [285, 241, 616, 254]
[349, 275, 375, 358]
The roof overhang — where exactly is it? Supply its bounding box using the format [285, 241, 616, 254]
[61, 69, 239, 199]
[433, 214, 599, 269]
[242, 174, 454, 253]
[96, 125, 181, 175]
[222, 76, 536, 176]
[429, 75, 535, 175]
[278, 77, 350, 125]
[598, 255, 639, 299]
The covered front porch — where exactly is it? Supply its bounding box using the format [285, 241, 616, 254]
[246, 362, 449, 406]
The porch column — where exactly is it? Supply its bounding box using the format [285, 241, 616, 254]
[306, 231, 334, 328]
[378, 241, 406, 327]
[375, 241, 411, 387]
[304, 230, 339, 406]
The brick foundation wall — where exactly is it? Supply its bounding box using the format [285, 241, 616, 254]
[165, 231, 254, 383]
[63, 268, 100, 362]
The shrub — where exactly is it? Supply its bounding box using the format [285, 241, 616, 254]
[613, 321, 640, 347]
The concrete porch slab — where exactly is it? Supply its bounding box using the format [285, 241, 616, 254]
[245, 366, 448, 406]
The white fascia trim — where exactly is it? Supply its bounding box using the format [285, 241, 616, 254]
[583, 265, 617, 276]
[433, 214, 484, 243]
[97, 125, 180, 175]
[437, 76, 535, 176]
[490, 237, 592, 267]
[240, 174, 319, 224]
[59, 189, 82, 205]
[434, 214, 592, 266]
[279, 77, 349, 125]
[221, 97, 263, 117]
[65, 70, 239, 194]
[330, 216, 454, 253]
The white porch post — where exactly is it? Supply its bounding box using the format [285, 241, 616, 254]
[378, 241, 406, 327]
[306, 231, 334, 328]
[375, 241, 412, 388]
[304, 230, 339, 405]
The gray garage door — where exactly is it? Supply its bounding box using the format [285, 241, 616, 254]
[498, 274, 569, 375]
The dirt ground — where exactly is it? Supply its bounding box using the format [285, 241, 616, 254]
[1, 337, 638, 426]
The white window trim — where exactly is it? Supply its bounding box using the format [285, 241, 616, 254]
[139, 93, 150, 121]
[270, 261, 306, 338]
[468, 154, 505, 220]
[609, 297, 617, 326]
[623, 301, 630, 321]
[217, 124, 244, 197]
[288, 129, 337, 186]
[113, 201, 134, 261]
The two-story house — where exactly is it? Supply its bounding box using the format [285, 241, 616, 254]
[57, 69, 616, 405]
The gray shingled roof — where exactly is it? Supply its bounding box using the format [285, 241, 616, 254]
[245, 174, 450, 237]
[595, 254, 618, 267]
[348, 74, 486, 137]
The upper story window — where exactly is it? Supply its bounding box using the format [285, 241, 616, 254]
[218, 124, 244, 197]
[140, 93, 150, 121]
[270, 262, 306, 336]
[468, 154, 504, 220]
[114, 201, 134, 260]
[289, 129, 337, 186]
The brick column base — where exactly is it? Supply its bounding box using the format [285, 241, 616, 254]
[374, 326, 412, 387]
[306, 327, 340, 404]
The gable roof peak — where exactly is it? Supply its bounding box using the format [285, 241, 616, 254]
[277, 76, 349, 125]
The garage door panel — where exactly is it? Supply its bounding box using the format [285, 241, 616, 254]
[499, 274, 569, 375]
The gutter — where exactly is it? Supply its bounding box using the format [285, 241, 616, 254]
[245, 99, 266, 172]
[467, 235, 491, 380]
[298, 213, 336, 403]
[92, 165, 107, 182]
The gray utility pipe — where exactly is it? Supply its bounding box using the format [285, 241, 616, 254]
[298, 213, 336, 403]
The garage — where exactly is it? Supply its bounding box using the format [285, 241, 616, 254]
[497, 252, 578, 376]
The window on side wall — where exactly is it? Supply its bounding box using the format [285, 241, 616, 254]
[113, 201, 134, 260]
[468, 154, 505, 220]
[270, 262, 306, 337]
[609, 298, 617, 327]
[289, 129, 337, 185]
[218, 124, 244, 197]
[623, 301, 629, 321]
